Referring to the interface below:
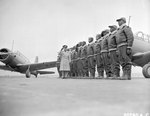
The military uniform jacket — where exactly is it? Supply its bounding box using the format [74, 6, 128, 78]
[101, 34, 109, 53]
[77, 46, 82, 59]
[116, 24, 134, 48]
[108, 30, 117, 51]
[72, 50, 78, 61]
[95, 39, 102, 54]
[70, 50, 74, 61]
[81, 45, 87, 58]
[87, 42, 95, 57]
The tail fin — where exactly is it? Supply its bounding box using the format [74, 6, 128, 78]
[34, 56, 38, 63]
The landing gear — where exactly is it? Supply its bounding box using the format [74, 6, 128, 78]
[26, 66, 31, 78]
[34, 73, 38, 78]
[142, 63, 150, 78]
[26, 70, 31, 78]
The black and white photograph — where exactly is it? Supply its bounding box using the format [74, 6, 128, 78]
[0, 0, 150, 116]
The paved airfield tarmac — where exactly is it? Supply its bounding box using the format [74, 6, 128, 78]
[0, 75, 150, 116]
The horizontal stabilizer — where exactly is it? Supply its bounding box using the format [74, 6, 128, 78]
[37, 70, 55, 75]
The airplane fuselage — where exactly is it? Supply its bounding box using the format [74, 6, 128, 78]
[0, 48, 56, 77]
[132, 32, 150, 67]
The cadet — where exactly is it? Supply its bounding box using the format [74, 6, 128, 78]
[116, 17, 134, 80]
[77, 42, 83, 77]
[72, 45, 78, 77]
[108, 25, 120, 79]
[95, 34, 104, 78]
[81, 41, 89, 77]
[70, 47, 75, 77]
[101, 29, 112, 78]
[87, 37, 96, 78]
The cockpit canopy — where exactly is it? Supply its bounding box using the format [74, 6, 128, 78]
[135, 31, 150, 43]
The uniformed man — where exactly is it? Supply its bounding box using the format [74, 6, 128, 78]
[108, 25, 120, 79]
[81, 41, 89, 77]
[77, 42, 83, 77]
[116, 17, 134, 80]
[72, 45, 78, 77]
[95, 34, 104, 78]
[87, 37, 96, 78]
[101, 29, 112, 78]
[70, 47, 75, 77]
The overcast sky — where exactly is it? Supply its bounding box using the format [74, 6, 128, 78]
[0, 0, 149, 76]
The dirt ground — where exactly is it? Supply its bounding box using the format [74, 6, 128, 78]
[0, 76, 150, 116]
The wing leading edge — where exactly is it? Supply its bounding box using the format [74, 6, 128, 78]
[17, 61, 57, 72]
[0, 65, 14, 71]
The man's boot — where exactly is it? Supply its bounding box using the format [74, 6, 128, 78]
[122, 70, 125, 78]
[97, 71, 101, 78]
[121, 70, 128, 80]
[85, 71, 89, 77]
[91, 71, 95, 78]
[115, 70, 120, 80]
[101, 70, 104, 79]
[127, 69, 131, 80]
[112, 73, 118, 80]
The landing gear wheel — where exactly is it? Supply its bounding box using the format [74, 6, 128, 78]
[26, 75, 30, 78]
[142, 63, 150, 78]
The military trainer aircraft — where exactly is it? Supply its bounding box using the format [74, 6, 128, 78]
[132, 31, 150, 78]
[0, 48, 56, 78]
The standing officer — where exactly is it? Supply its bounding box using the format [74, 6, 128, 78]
[116, 17, 134, 80]
[108, 25, 120, 79]
[101, 29, 112, 78]
[87, 37, 96, 78]
[95, 34, 104, 78]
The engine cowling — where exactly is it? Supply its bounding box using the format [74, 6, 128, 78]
[0, 48, 10, 62]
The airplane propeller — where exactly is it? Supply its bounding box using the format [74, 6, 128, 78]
[0, 52, 9, 55]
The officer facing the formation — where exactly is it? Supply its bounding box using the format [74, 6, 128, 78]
[116, 17, 134, 80]
[101, 29, 112, 78]
[108, 25, 120, 79]
[87, 37, 96, 78]
[95, 34, 104, 78]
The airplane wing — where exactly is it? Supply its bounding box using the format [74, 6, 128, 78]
[132, 52, 144, 61]
[17, 61, 57, 72]
[132, 51, 150, 67]
[0, 65, 15, 71]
